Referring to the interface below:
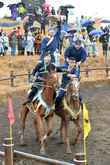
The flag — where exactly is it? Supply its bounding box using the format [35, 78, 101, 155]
[27, 57, 29, 66]
[8, 97, 14, 126]
[83, 103, 91, 139]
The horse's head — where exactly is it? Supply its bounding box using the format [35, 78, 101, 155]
[47, 68, 60, 91]
[68, 78, 81, 100]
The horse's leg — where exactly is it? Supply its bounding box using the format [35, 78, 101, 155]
[33, 118, 39, 142]
[64, 120, 72, 154]
[43, 115, 53, 142]
[72, 115, 82, 145]
[60, 118, 64, 143]
[36, 112, 45, 154]
[20, 105, 29, 146]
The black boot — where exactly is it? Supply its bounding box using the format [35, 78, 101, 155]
[54, 100, 60, 115]
[22, 87, 38, 105]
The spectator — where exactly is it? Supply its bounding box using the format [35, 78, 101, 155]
[68, 34, 74, 45]
[73, 33, 78, 42]
[34, 5, 38, 16]
[11, 5, 18, 21]
[80, 15, 86, 32]
[0, 34, 4, 56]
[51, 7, 55, 15]
[29, 17, 34, 27]
[40, 16, 45, 35]
[86, 23, 92, 35]
[64, 8, 69, 23]
[54, 48, 61, 66]
[22, 9, 27, 18]
[37, 6, 42, 15]
[33, 29, 40, 55]
[107, 25, 110, 34]
[9, 32, 17, 56]
[18, 4, 24, 18]
[23, 22, 29, 39]
[74, 17, 80, 34]
[57, 36, 63, 55]
[2, 33, 8, 56]
[28, 4, 33, 13]
[19, 35, 27, 56]
[0, 29, 4, 36]
[79, 34, 85, 47]
[62, 16, 66, 25]
[103, 26, 109, 34]
[27, 32, 35, 56]
[36, 35, 42, 55]
[101, 35, 108, 57]
[91, 38, 99, 57]
[84, 35, 91, 57]
[62, 35, 69, 53]
[46, 7, 50, 15]
[17, 27, 23, 55]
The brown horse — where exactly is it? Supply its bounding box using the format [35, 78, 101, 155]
[56, 78, 82, 154]
[19, 68, 60, 154]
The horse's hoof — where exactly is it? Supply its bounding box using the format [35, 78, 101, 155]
[20, 141, 26, 146]
[66, 149, 72, 154]
[40, 149, 45, 155]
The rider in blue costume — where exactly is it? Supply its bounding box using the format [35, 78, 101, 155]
[38, 8, 61, 64]
[64, 39, 87, 78]
[54, 57, 82, 114]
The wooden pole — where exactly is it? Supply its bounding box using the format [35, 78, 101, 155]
[3, 138, 14, 165]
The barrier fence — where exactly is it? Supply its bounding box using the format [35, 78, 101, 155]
[0, 138, 75, 165]
[0, 66, 110, 87]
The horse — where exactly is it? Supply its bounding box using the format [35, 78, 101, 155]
[19, 68, 60, 154]
[56, 78, 82, 154]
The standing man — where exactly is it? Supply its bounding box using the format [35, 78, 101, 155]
[40, 17, 46, 35]
[51, 7, 55, 15]
[28, 4, 33, 13]
[64, 39, 87, 76]
[38, 8, 61, 64]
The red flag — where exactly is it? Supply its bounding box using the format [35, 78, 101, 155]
[8, 97, 14, 126]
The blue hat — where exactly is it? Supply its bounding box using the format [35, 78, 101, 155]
[48, 26, 55, 32]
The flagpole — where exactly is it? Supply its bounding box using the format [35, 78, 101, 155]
[10, 126, 13, 165]
[83, 103, 87, 165]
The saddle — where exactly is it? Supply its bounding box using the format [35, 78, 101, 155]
[28, 89, 55, 118]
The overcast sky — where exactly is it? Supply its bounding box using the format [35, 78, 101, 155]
[0, 0, 110, 18]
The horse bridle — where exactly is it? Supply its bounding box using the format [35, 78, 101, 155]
[47, 71, 59, 88]
[69, 78, 80, 100]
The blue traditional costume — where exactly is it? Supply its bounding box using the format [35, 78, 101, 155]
[55, 57, 82, 114]
[38, 21, 61, 64]
[64, 44, 87, 66]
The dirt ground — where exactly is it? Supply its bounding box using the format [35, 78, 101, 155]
[0, 86, 110, 165]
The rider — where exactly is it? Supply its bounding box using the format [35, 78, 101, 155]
[38, 8, 61, 64]
[22, 52, 71, 105]
[54, 57, 82, 115]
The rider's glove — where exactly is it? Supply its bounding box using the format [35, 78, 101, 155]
[29, 78, 33, 83]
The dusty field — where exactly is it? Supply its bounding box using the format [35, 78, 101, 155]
[0, 18, 110, 165]
[0, 86, 110, 165]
